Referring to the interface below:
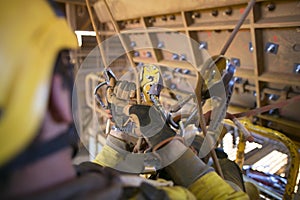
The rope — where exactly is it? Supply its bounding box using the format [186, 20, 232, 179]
[85, 0, 108, 69]
[103, 0, 141, 104]
[220, 0, 256, 55]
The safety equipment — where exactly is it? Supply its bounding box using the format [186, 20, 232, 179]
[107, 80, 137, 132]
[140, 64, 163, 104]
[106, 75, 176, 142]
[106, 101, 177, 150]
[128, 105, 176, 147]
[0, 1, 78, 167]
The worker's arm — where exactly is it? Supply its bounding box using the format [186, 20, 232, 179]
[163, 141, 249, 200]
[158, 172, 249, 200]
[93, 136, 127, 168]
[94, 140, 249, 200]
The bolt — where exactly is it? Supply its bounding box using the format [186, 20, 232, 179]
[148, 17, 156, 23]
[170, 83, 177, 89]
[267, 121, 273, 127]
[180, 54, 186, 61]
[182, 69, 190, 74]
[130, 41, 136, 47]
[224, 7, 233, 16]
[157, 42, 164, 48]
[266, 3, 276, 11]
[268, 94, 279, 101]
[161, 16, 167, 21]
[249, 42, 254, 52]
[252, 116, 259, 124]
[233, 60, 238, 66]
[199, 42, 207, 50]
[174, 68, 182, 73]
[231, 58, 240, 67]
[234, 77, 242, 83]
[192, 12, 200, 19]
[265, 43, 278, 54]
[211, 10, 219, 17]
[267, 44, 276, 53]
[146, 52, 152, 58]
[269, 109, 279, 116]
[295, 64, 300, 73]
[137, 62, 144, 67]
[119, 21, 126, 28]
[172, 53, 179, 60]
[169, 15, 176, 20]
[133, 51, 139, 57]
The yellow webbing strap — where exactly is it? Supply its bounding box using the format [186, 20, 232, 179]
[93, 145, 124, 168]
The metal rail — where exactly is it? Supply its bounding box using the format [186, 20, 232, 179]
[225, 119, 299, 200]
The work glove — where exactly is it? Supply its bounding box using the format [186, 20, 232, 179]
[106, 80, 137, 132]
[101, 80, 181, 173]
[107, 80, 176, 148]
[127, 104, 176, 148]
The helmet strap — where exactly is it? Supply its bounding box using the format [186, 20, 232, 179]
[0, 123, 79, 179]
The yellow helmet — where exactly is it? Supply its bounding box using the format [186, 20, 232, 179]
[0, 1, 78, 167]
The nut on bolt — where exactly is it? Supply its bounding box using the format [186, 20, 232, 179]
[192, 12, 200, 19]
[224, 7, 233, 16]
[211, 10, 219, 17]
[266, 2, 276, 11]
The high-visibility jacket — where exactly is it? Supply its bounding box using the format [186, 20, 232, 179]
[94, 145, 249, 200]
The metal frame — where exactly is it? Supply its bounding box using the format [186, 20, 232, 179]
[225, 119, 299, 200]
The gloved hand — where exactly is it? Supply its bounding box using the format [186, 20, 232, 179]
[107, 79, 176, 147]
[128, 105, 213, 187]
[106, 80, 136, 132]
[127, 104, 176, 148]
[99, 80, 179, 172]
